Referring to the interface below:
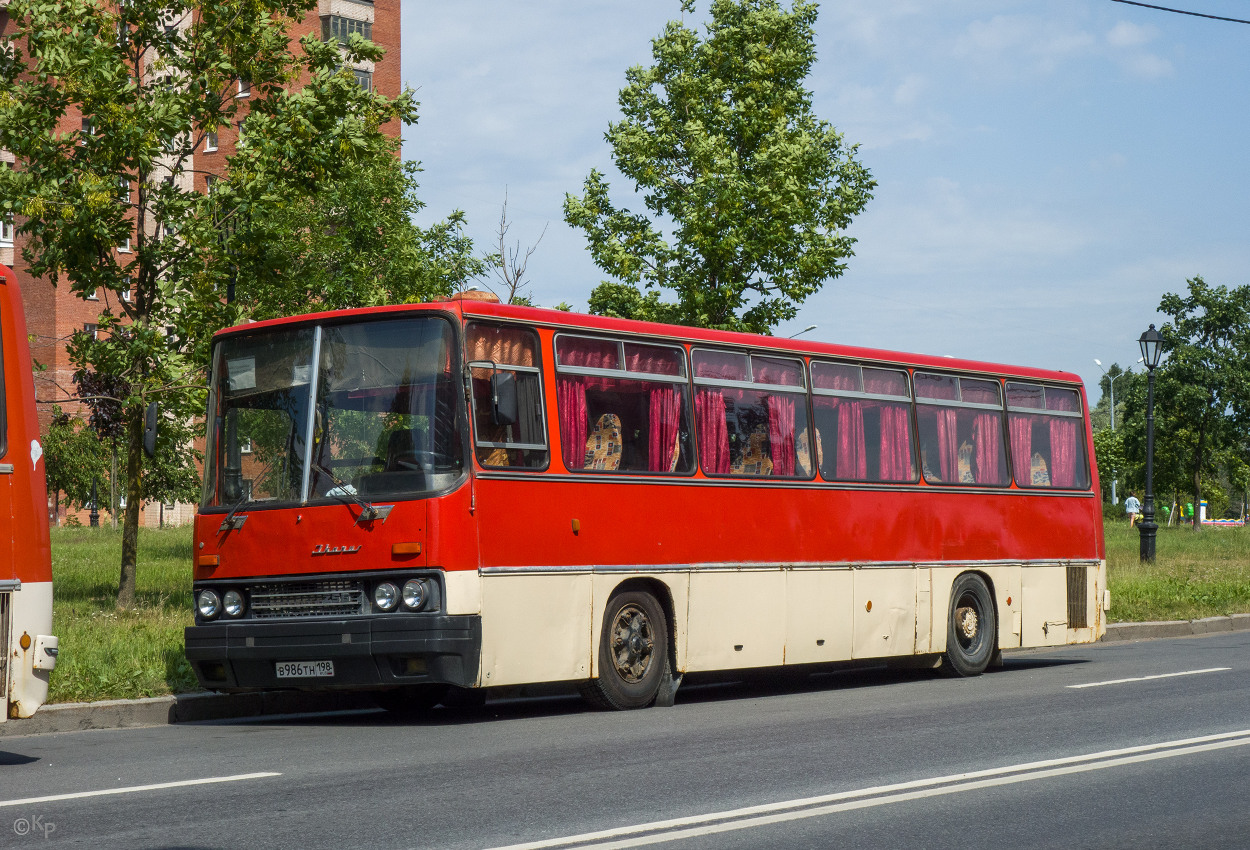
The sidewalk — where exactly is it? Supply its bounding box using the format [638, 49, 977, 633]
[5, 615, 1248, 738]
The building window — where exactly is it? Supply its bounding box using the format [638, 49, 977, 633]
[322, 15, 372, 44]
[205, 130, 218, 152]
[119, 236, 131, 253]
[83, 322, 99, 340]
[237, 79, 250, 98]
[205, 175, 218, 195]
[80, 117, 94, 144]
[0, 215, 12, 246]
[121, 284, 131, 302]
[86, 289, 99, 301]
[118, 176, 130, 203]
[340, 68, 372, 90]
[240, 437, 252, 455]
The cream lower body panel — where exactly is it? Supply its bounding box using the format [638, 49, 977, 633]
[7, 581, 53, 720]
[477, 561, 1104, 687]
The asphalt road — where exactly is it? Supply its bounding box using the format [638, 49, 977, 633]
[2, 632, 1249, 849]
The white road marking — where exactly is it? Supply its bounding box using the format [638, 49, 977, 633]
[1067, 667, 1231, 689]
[0, 772, 282, 808]
[483, 729, 1250, 850]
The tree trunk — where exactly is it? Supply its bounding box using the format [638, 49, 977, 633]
[117, 405, 145, 608]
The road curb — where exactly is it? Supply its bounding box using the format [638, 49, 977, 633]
[1, 690, 376, 738]
[1100, 614, 1250, 642]
[4, 616, 1249, 737]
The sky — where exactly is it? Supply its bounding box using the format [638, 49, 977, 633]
[400, 1, 1250, 402]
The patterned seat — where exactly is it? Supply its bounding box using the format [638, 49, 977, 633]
[1030, 452, 1051, 486]
[584, 414, 623, 471]
[732, 430, 773, 476]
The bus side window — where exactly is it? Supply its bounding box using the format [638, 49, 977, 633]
[810, 362, 915, 483]
[466, 323, 548, 469]
[691, 351, 811, 478]
[1006, 383, 1089, 489]
[555, 335, 693, 475]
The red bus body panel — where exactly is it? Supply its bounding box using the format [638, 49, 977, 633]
[1, 265, 51, 586]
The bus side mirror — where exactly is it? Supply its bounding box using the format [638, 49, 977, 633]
[143, 401, 159, 458]
[491, 370, 518, 427]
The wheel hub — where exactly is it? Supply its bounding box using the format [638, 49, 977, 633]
[956, 606, 979, 640]
[611, 605, 654, 683]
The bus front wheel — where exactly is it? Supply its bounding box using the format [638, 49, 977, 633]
[581, 590, 669, 710]
[943, 574, 997, 677]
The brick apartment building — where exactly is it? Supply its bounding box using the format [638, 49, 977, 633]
[2, 0, 401, 527]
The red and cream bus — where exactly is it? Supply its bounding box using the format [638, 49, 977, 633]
[1, 265, 57, 719]
[186, 294, 1105, 710]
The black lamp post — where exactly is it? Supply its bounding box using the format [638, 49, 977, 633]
[1138, 323, 1163, 562]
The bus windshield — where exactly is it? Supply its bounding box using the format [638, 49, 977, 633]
[203, 315, 465, 509]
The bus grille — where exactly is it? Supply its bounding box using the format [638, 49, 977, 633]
[1067, 566, 1088, 629]
[249, 580, 366, 619]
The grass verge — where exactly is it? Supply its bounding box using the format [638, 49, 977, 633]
[49, 525, 199, 704]
[1106, 521, 1250, 622]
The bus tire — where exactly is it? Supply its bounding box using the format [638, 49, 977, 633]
[943, 573, 997, 677]
[372, 684, 448, 715]
[581, 590, 669, 710]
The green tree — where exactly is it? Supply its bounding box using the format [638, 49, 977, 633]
[42, 406, 112, 520]
[220, 139, 482, 323]
[0, 0, 434, 605]
[1121, 277, 1250, 528]
[565, 0, 874, 334]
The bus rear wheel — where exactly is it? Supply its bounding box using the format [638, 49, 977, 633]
[581, 590, 669, 710]
[943, 574, 996, 677]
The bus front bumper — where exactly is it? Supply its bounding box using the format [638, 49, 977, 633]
[184, 614, 482, 691]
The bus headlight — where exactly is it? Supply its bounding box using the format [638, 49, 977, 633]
[223, 590, 246, 618]
[375, 582, 399, 611]
[402, 579, 427, 611]
[197, 590, 221, 620]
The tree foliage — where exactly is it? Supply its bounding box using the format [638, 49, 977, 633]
[1120, 277, 1250, 524]
[565, 0, 874, 334]
[42, 406, 111, 516]
[0, 0, 470, 605]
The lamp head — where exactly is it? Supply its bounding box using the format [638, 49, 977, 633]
[1138, 324, 1163, 370]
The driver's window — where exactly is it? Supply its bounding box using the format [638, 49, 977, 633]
[466, 323, 548, 469]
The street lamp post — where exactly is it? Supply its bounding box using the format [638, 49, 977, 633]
[1138, 324, 1163, 562]
[1094, 359, 1126, 505]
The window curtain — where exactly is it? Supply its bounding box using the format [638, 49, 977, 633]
[556, 377, 588, 470]
[878, 403, 912, 481]
[648, 386, 682, 472]
[934, 408, 958, 481]
[1009, 415, 1032, 485]
[973, 413, 1003, 485]
[1048, 394, 1078, 487]
[766, 395, 796, 476]
[695, 389, 730, 474]
[835, 398, 867, 480]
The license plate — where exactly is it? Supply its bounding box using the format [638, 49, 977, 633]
[275, 660, 334, 679]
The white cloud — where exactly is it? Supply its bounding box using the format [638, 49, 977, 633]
[1121, 52, 1174, 80]
[1107, 20, 1156, 48]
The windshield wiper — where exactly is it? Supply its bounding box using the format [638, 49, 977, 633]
[219, 495, 253, 533]
[311, 461, 381, 521]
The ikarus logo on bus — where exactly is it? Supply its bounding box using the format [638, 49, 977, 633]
[310, 543, 362, 556]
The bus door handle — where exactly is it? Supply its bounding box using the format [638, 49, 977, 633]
[0, 464, 12, 474]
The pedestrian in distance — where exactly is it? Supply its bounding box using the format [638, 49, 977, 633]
[1125, 491, 1142, 527]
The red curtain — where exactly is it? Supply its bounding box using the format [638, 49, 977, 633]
[878, 403, 912, 481]
[556, 377, 588, 470]
[767, 395, 796, 476]
[648, 386, 681, 472]
[1047, 391, 1078, 487]
[973, 413, 1003, 485]
[1009, 415, 1032, 485]
[934, 408, 958, 481]
[695, 389, 730, 474]
[835, 399, 867, 480]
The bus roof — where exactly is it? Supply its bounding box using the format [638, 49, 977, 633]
[213, 298, 1083, 386]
